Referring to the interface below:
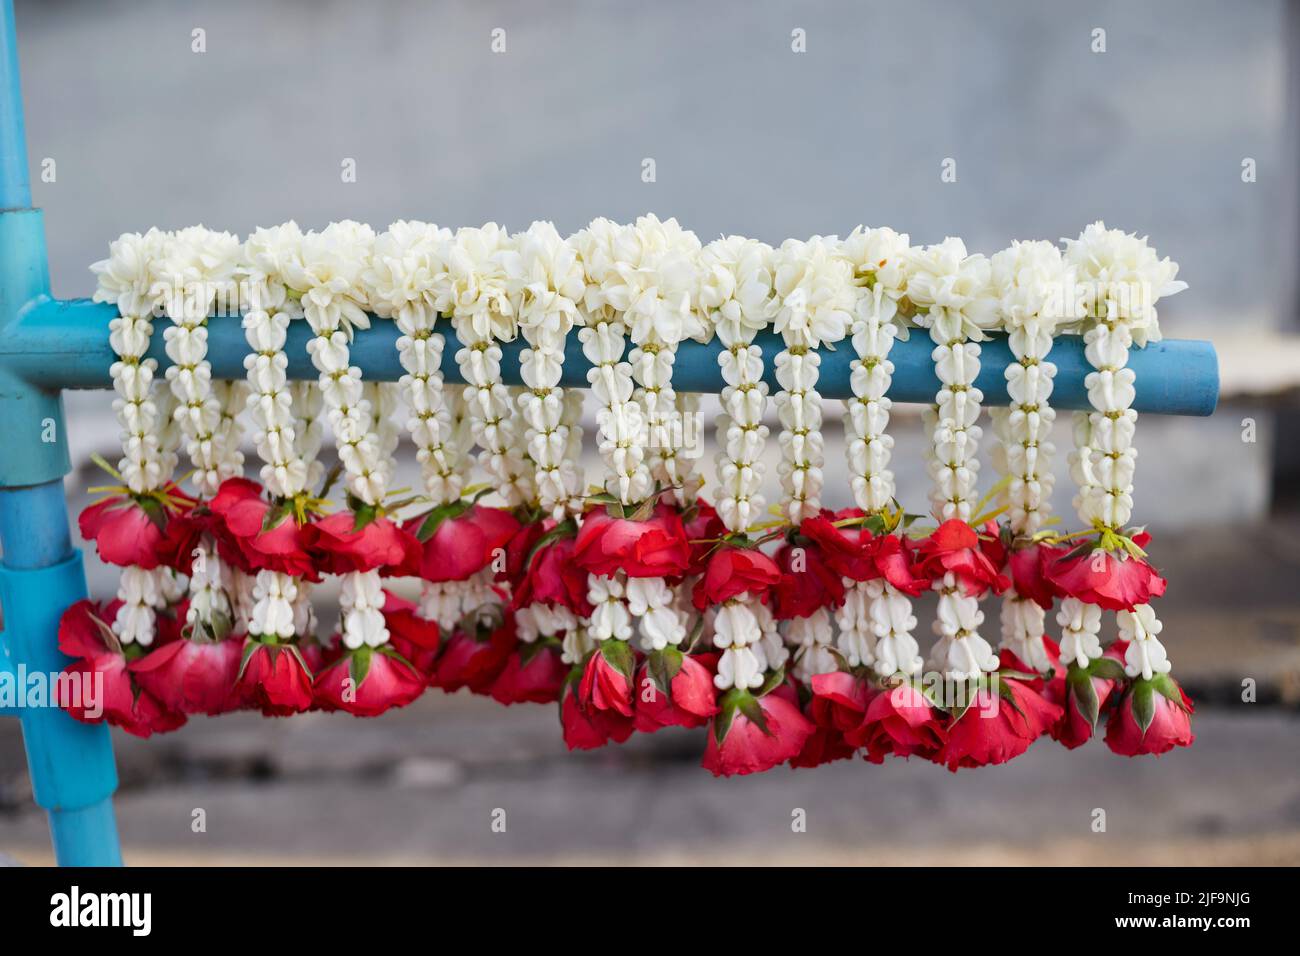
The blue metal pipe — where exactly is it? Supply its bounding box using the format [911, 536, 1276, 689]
[3, 298, 1221, 416]
[0, 0, 29, 209]
[0, 486, 122, 866]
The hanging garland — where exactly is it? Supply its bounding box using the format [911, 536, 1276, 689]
[64, 217, 1194, 770]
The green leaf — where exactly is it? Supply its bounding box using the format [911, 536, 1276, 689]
[348, 646, 373, 687]
[736, 691, 772, 736]
[261, 498, 294, 533]
[523, 519, 577, 571]
[1068, 666, 1101, 729]
[647, 646, 684, 697]
[713, 688, 744, 744]
[349, 499, 379, 534]
[755, 666, 785, 699]
[414, 499, 471, 542]
[599, 638, 636, 679]
[1131, 679, 1156, 734]
[1088, 656, 1127, 683]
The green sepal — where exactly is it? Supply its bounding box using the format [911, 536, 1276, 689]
[1066, 664, 1101, 730]
[414, 498, 472, 542]
[1087, 656, 1127, 683]
[523, 518, 577, 571]
[347, 493, 379, 534]
[755, 665, 785, 698]
[1131, 677, 1157, 734]
[646, 645, 684, 698]
[349, 645, 373, 687]
[598, 638, 636, 680]
[262, 497, 295, 533]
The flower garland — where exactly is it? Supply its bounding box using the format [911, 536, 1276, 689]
[1049, 222, 1191, 754]
[836, 226, 924, 680]
[989, 239, 1066, 674]
[907, 237, 1004, 682]
[67, 217, 1198, 766]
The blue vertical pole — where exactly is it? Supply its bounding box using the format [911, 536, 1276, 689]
[0, 0, 122, 866]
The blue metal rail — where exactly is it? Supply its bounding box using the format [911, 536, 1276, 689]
[0, 0, 1218, 865]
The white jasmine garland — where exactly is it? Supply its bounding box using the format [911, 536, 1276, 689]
[506, 221, 586, 518]
[92, 229, 177, 646]
[447, 223, 533, 507]
[837, 226, 923, 678]
[289, 220, 392, 652]
[572, 219, 647, 647]
[1057, 223, 1186, 672]
[770, 236, 856, 524]
[603, 215, 703, 652]
[908, 237, 1001, 681]
[990, 239, 1067, 672]
[697, 236, 778, 690]
[154, 227, 248, 641]
[239, 223, 317, 649]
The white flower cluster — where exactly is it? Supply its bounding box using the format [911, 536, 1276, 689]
[1057, 223, 1186, 673]
[155, 226, 247, 497]
[447, 223, 533, 508]
[908, 238, 1001, 681]
[771, 236, 856, 524]
[237, 223, 321, 647]
[990, 239, 1067, 672]
[703, 236, 774, 535]
[507, 221, 586, 518]
[364, 220, 464, 507]
[92, 229, 178, 645]
[835, 227, 923, 678]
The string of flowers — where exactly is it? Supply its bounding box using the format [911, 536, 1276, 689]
[1049, 222, 1192, 755]
[907, 237, 1003, 682]
[65, 217, 1199, 769]
[989, 240, 1066, 674]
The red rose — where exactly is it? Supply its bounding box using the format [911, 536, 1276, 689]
[683, 499, 727, 575]
[1048, 542, 1167, 612]
[791, 673, 860, 768]
[1008, 542, 1066, 610]
[913, 519, 1010, 597]
[860, 682, 946, 762]
[702, 683, 815, 777]
[236, 640, 315, 716]
[129, 635, 243, 716]
[772, 540, 846, 620]
[435, 615, 516, 694]
[692, 545, 781, 610]
[409, 503, 520, 583]
[561, 684, 636, 750]
[512, 533, 592, 616]
[57, 600, 187, 737]
[573, 504, 691, 579]
[800, 510, 878, 581]
[497, 519, 551, 590]
[633, 650, 720, 733]
[1046, 639, 1125, 749]
[381, 591, 440, 681]
[1105, 673, 1194, 757]
[308, 512, 421, 575]
[313, 647, 427, 717]
[490, 642, 568, 706]
[933, 679, 1062, 771]
[209, 477, 317, 579]
[869, 534, 930, 597]
[578, 640, 635, 718]
[79, 495, 168, 569]
[809, 670, 874, 743]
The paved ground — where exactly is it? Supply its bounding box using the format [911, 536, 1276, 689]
[1, 699, 1297, 866]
